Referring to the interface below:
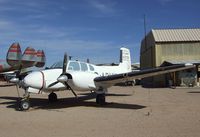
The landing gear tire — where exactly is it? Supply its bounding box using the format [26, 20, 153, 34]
[48, 92, 58, 102]
[20, 100, 30, 111]
[96, 94, 106, 105]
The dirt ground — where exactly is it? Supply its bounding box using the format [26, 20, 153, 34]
[0, 84, 200, 137]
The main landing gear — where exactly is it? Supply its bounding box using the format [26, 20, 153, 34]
[96, 93, 106, 105]
[48, 92, 58, 102]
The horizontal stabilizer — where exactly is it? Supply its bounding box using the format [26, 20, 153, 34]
[35, 50, 46, 67]
[6, 43, 22, 67]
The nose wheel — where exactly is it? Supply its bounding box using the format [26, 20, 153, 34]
[18, 93, 31, 111]
[20, 99, 30, 111]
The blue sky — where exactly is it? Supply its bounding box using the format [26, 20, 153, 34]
[0, 0, 200, 67]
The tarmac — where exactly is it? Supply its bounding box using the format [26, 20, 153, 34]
[0, 84, 200, 137]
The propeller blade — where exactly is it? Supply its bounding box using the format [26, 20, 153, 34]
[10, 65, 22, 84]
[15, 64, 23, 80]
[48, 81, 59, 88]
[64, 82, 77, 98]
[15, 84, 22, 110]
[62, 53, 68, 74]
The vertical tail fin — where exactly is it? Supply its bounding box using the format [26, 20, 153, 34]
[119, 47, 131, 72]
[35, 50, 46, 67]
[21, 47, 36, 67]
[6, 43, 22, 66]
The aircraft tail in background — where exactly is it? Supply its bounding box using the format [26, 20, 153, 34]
[35, 50, 46, 67]
[5, 43, 46, 70]
[6, 43, 22, 67]
[21, 47, 36, 68]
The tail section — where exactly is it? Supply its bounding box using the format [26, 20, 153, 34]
[21, 47, 36, 68]
[35, 50, 46, 67]
[6, 43, 22, 66]
[119, 47, 131, 72]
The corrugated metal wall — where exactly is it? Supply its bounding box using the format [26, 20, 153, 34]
[140, 29, 200, 87]
[156, 42, 200, 66]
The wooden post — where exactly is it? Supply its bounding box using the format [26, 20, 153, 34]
[196, 65, 199, 86]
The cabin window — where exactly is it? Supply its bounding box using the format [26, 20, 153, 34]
[89, 65, 94, 71]
[68, 61, 80, 71]
[80, 63, 88, 71]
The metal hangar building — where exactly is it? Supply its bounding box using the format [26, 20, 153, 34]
[140, 28, 200, 87]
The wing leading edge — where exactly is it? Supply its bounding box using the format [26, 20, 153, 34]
[94, 64, 195, 86]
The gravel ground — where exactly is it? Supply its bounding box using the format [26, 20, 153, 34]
[0, 85, 200, 137]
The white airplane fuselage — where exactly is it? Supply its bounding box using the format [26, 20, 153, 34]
[23, 47, 132, 94]
[24, 61, 131, 94]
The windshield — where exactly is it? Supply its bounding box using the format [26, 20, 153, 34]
[50, 61, 63, 69]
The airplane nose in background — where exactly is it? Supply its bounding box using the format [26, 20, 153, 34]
[24, 71, 44, 88]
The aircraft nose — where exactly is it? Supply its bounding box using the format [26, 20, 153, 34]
[24, 71, 44, 89]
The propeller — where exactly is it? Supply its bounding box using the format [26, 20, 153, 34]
[9, 65, 23, 110]
[48, 53, 77, 97]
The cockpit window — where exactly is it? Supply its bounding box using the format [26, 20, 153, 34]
[80, 63, 88, 71]
[68, 61, 80, 71]
[89, 65, 94, 71]
[50, 61, 62, 69]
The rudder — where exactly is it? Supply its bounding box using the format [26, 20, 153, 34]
[35, 50, 46, 67]
[21, 47, 36, 68]
[6, 43, 22, 67]
[119, 47, 131, 71]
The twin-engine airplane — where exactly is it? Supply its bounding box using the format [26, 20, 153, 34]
[11, 48, 194, 110]
[0, 43, 46, 80]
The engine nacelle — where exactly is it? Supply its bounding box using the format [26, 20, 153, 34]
[69, 71, 98, 91]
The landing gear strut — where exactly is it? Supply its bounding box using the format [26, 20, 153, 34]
[18, 92, 30, 111]
[48, 92, 58, 102]
[96, 93, 106, 105]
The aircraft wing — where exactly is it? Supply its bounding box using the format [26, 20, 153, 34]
[94, 64, 195, 87]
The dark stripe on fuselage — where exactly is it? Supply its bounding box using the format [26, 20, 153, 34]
[38, 71, 45, 94]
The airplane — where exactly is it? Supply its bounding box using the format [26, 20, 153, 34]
[0, 43, 46, 81]
[10, 47, 195, 111]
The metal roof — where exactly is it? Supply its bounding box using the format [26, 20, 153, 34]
[152, 28, 200, 42]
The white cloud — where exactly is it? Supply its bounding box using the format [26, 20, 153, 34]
[0, 0, 128, 65]
[0, 17, 121, 65]
[86, 0, 118, 17]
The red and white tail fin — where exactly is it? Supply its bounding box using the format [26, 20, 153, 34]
[35, 50, 46, 67]
[119, 47, 131, 72]
[6, 43, 22, 66]
[21, 47, 36, 67]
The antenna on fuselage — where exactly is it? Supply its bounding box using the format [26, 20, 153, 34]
[87, 58, 90, 63]
[69, 56, 73, 60]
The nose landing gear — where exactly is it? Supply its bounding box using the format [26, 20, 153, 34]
[18, 92, 30, 111]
